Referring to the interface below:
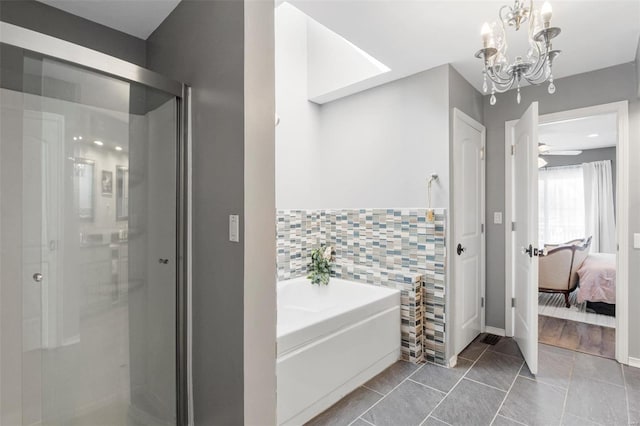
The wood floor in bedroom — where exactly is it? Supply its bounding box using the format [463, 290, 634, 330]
[538, 314, 615, 359]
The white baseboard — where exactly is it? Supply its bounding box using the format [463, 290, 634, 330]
[484, 326, 506, 337]
[628, 357, 640, 368]
[448, 355, 458, 368]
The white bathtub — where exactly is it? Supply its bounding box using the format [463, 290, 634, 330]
[276, 277, 401, 426]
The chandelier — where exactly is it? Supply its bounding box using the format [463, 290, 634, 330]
[474, 0, 561, 105]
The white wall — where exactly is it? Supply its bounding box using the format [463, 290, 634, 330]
[307, 18, 389, 102]
[313, 65, 450, 209]
[275, 3, 321, 209]
[244, 0, 276, 423]
[276, 8, 450, 210]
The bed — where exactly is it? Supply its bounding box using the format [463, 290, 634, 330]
[576, 253, 616, 316]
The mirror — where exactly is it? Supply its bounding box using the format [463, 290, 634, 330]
[74, 158, 95, 221]
[116, 166, 129, 221]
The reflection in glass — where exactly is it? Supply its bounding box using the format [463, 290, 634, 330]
[1, 48, 178, 425]
[116, 166, 129, 221]
[74, 158, 95, 221]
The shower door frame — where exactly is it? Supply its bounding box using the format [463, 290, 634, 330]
[0, 22, 191, 426]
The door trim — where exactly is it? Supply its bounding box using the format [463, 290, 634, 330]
[504, 101, 629, 365]
[452, 108, 486, 355]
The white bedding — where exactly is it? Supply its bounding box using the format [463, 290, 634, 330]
[576, 253, 616, 304]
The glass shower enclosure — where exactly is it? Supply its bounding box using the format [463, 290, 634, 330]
[0, 23, 188, 425]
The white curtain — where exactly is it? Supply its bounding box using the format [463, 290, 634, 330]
[538, 165, 585, 246]
[583, 160, 616, 253]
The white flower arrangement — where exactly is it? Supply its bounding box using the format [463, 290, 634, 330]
[307, 245, 336, 285]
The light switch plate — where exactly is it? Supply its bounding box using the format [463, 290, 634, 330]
[634, 233, 640, 249]
[494, 212, 503, 225]
[229, 215, 239, 242]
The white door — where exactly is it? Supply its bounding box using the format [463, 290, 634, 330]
[512, 102, 539, 374]
[453, 109, 485, 357]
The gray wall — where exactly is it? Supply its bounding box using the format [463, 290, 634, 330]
[146, 1, 246, 423]
[636, 36, 640, 98]
[0, 0, 146, 66]
[483, 63, 640, 360]
[447, 65, 484, 362]
[448, 66, 484, 126]
[541, 147, 617, 207]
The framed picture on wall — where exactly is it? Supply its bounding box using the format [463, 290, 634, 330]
[101, 170, 113, 196]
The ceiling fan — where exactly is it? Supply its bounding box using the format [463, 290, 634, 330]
[538, 143, 582, 156]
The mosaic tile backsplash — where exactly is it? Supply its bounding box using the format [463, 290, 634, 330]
[276, 209, 447, 365]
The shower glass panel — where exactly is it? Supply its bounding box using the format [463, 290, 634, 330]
[0, 45, 179, 425]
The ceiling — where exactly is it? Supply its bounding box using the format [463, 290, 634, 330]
[289, 0, 640, 93]
[36, 0, 181, 39]
[37, 0, 640, 93]
[539, 113, 617, 150]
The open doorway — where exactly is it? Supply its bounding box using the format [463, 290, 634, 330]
[505, 101, 630, 367]
[537, 112, 617, 359]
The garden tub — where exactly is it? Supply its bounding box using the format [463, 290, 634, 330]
[276, 277, 400, 425]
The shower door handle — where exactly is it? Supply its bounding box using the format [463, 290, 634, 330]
[32, 272, 43, 283]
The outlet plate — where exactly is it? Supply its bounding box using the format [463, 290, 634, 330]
[494, 212, 503, 225]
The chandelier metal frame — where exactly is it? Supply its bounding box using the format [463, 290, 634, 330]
[474, 0, 561, 105]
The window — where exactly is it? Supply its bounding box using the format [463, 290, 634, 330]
[538, 165, 585, 246]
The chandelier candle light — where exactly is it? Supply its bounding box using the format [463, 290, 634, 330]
[475, 0, 561, 105]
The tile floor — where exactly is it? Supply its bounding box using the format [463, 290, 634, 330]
[307, 335, 640, 426]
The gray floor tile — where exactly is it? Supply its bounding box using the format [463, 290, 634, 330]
[363, 361, 419, 395]
[561, 413, 602, 426]
[466, 350, 524, 391]
[565, 373, 628, 425]
[499, 376, 566, 426]
[519, 348, 575, 389]
[432, 379, 506, 426]
[630, 407, 639, 426]
[624, 364, 640, 393]
[492, 415, 524, 426]
[409, 358, 472, 393]
[539, 342, 577, 359]
[459, 339, 490, 361]
[307, 387, 382, 426]
[422, 416, 450, 426]
[362, 380, 444, 426]
[350, 419, 372, 426]
[572, 352, 624, 386]
[628, 388, 640, 425]
[487, 338, 524, 360]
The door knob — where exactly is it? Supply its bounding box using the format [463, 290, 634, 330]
[522, 245, 545, 258]
[32, 273, 43, 282]
[456, 243, 465, 256]
[158, 258, 169, 264]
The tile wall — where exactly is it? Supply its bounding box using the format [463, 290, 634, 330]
[276, 209, 447, 365]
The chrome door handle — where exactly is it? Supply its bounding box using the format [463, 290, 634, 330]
[33, 273, 43, 282]
[522, 245, 545, 258]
